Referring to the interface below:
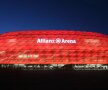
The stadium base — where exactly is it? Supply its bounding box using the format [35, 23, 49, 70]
[0, 64, 108, 71]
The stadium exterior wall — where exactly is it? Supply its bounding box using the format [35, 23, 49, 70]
[0, 30, 108, 65]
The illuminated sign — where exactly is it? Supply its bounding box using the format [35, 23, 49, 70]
[18, 54, 39, 59]
[37, 38, 76, 44]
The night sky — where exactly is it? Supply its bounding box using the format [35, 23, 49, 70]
[0, 0, 108, 34]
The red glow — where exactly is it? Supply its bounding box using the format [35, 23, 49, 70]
[0, 30, 108, 64]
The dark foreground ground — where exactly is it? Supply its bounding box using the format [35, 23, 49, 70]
[0, 69, 108, 89]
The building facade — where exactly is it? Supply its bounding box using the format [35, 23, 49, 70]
[0, 30, 108, 70]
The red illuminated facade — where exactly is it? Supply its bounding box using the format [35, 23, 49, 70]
[0, 30, 108, 65]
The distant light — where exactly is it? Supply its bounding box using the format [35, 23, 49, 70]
[8, 39, 16, 42]
[84, 39, 100, 46]
[18, 54, 39, 59]
[73, 64, 108, 70]
[0, 51, 5, 54]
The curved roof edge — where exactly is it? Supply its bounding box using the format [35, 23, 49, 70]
[0, 30, 108, 37]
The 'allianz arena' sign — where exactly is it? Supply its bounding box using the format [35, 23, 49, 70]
[37, 38, 76, 44]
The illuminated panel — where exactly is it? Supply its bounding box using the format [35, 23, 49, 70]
[0, 30, 108, 64]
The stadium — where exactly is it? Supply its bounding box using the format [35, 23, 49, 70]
[0, 30, 108, 70]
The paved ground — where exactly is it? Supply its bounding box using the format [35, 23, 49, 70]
[0, 70, 108, 89]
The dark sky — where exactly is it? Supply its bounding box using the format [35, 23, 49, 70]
[0, 0, 108, 34]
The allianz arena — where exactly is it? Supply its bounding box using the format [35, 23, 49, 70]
[0, 30, 108, 70]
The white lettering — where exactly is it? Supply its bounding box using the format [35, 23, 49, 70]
[37, 38, 76, 44]
[62, 39, 76, 43]
[37, 39, 55, 43]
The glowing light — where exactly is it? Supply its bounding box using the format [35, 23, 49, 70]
[0, 51, 5, 54]
[18, 54, 39, 59]
[8, 39, 16, 42]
